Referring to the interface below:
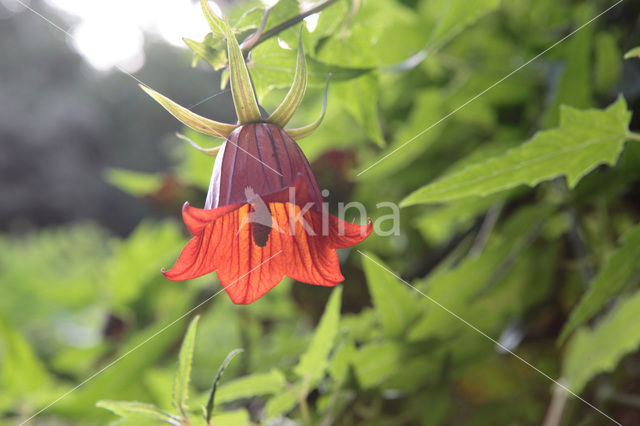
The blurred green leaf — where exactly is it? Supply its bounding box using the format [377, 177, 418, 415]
[105, 168, 163, 197]
[563, 287, 640, 393]
[420, 0, 501, 49]
[357, 89, 445, 179]
[361, 252, 420, 338]
[0, 315, 51, 394]
[542, 4, 593, 128]
[559, 224, 640, 342]
[294, 286, 342, 383]
[408, 205, 550, 340]
[264, 389, 298, 419]
[213, 370, 286, 404]
[96, 401, 179, 425]
[402, 98, 632, 205]
[172, 316, 199, 413]
[623, 46, 640, 59]
[594, 32, 621, 93]
[106, 221, 184, 310]
[351, 342, 402, 389]
[205, 348, 244, 423]
[209, 409, 250, 426]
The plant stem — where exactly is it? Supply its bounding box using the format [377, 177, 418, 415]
[627, 131, 640, 142]
[241, 0, 339, 53]
[299, 378, 312, 426]
[542, 381, 569, 426]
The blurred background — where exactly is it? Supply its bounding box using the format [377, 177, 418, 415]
[2, 0, 640, 425]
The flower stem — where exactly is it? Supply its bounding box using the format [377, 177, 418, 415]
[241, 0, 339, 53]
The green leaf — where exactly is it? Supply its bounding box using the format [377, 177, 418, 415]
[352, 342, 403, 389]
[105, 168, 163, 197]
[357, 89, 445, 179]
[594, 32, 621, 93]
[401, 98, 632, 206]
[172, 316, 199, 413]
[209, 409, 250, 426]
[139, 84, 237, 137]
[264, 389, 298, 419]
[361, 252, 420, 338]
[0, 315, 51, 394]
[624, 46, 640, 59]
[335, 73, 384, 146]
[559, 224, 640, 342]
[408, 205, 550, 340]
[205, 348, 244, 422]
[213, 370, 286, 404]
[327, 340, 356, 384]
[420, 0, 500, 49]
[541, 4, 593, 128]
[183, 35, 227, 70]
[96, 400, 179, 425]
[563, 288, 640, 393]
[293, 286, 342, 383]
[106, 221, 184, 309]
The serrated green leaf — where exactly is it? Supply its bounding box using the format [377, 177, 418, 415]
[559, 224, 640, 343]
[624, 46, 640, 59]
[401, 98, 632, 206]
[172, 316, 199, 413]
[361, 252, 420, 338]
[563, 288, 640, 393]
[139, 85, 237, 137]
[293, 286, 342, 383]
[96, 400, 179, 425]
[105, 168, 163, 197]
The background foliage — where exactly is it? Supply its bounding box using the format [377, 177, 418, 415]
[2, 0, 640, 424]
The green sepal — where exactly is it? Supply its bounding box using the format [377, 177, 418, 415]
[286, 75, 330, 140]
[176, 133, 221, 157]
[200, 0, 225, 37]
[224, 19, 262, 124]
[183, 36, 226, 70]
[267, 29, 308, 127]
[140, 85, 237, 138]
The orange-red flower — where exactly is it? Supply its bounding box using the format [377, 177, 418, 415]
[141, 4, 371, 304]
[162, 123, 371, 303]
